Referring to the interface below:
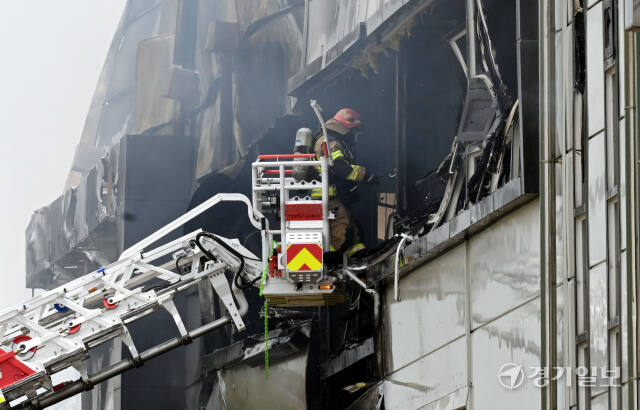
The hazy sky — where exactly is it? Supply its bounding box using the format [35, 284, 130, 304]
[0, 1, 126, 310]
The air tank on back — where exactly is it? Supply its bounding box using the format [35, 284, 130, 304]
[292, 128, 313, 182]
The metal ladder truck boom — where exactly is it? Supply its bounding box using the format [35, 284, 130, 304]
[0, 102, 370, 409]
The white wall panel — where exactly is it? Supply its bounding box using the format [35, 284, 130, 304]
[383, 337, 467, 410]
[471, 298, 541, 410]
[470, 201, 540, 328]
[384, 245, 466, 373]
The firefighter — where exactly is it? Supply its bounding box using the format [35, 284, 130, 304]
[311, 108, 378, 257]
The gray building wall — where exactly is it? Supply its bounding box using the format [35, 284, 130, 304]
[384, 199, 540, 409]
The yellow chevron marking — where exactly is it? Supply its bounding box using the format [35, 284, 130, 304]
[287, 247, 322, 271]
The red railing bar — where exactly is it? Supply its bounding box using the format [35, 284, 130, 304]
[263, 169, 293, 175]
[257, 154, 316, 160]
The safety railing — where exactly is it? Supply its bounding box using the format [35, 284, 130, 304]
[251, 153, 330, 272]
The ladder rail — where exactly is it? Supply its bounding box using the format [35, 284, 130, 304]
[0, 228, 253, 407]
[16, 316, 232, 409]
[120, 193, 264, 261]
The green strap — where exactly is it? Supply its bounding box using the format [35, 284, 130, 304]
[263, 300, 269, 379]
[259, 259, 269, 379]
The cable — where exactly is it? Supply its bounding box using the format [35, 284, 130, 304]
[175, 255, 186, 275]
[349, 288, 361, 310]
[142, 280, 179, 293]
[243, 230, 261, 247]
[195, 232, 261, 290]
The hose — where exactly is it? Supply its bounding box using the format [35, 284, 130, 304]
[394, 233, 414, 302]
[195, 232, 261, 290]
[347, 237, 402, 272]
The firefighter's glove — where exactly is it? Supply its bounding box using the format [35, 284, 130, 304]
[365, 172, 379, 185]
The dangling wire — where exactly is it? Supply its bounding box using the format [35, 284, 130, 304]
[259, 260, 270, 379]
[349, 287, 362, 310]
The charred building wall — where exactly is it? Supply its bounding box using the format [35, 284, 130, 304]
[22, 0, 640, 409]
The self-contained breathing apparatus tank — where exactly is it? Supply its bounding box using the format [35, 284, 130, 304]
[292, 128, 314, 182]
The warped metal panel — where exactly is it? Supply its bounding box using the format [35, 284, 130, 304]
[66, 0, 163, 189]
[217, 349, 308, 410]
[383, 337, 467, 410]
[588, 131, 607, 266]
[304, 0, 422, 69]
[306, 0, 364, 66]
[589, 261, 608, 396]
[384, 245, 466, 373]
[471, 298, 541, 410]
[135, 35, 179, 134]
[457, 78, 498, 142]
[26, 146, 120, 289]
[586, 2, 605, 136]
[469, 201, 540, 328]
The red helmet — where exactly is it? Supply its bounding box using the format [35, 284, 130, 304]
[325, 108, 363, 135]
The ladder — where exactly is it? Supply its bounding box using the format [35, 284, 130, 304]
[0, 195, 264, 409]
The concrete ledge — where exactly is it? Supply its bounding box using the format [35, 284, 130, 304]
[400, 177, 536, 277]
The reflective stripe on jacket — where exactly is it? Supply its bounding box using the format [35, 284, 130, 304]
[313, 135, 367, 198]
